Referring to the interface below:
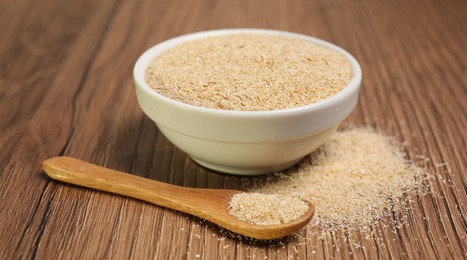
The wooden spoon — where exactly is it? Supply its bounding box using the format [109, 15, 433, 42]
[43, 156, 314, 240]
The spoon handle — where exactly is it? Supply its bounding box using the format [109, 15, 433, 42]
[42, 156, 228, 214]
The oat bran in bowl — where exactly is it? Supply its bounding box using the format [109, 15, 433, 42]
[134, 29, 362, 175]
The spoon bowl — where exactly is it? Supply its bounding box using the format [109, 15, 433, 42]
[43, 156, 315, 240]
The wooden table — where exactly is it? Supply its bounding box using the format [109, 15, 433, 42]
[1, 0, 465, 258]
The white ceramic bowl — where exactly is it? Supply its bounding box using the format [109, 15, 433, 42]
[134, 29, 362, 175]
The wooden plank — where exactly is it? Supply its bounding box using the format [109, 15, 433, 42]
[0, 0, 119, 258]
[0, 0, 465, 258]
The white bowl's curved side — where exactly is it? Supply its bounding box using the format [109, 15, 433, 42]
[158, 124, 338, 175]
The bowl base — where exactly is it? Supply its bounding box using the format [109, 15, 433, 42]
[190, 157, 303, 175]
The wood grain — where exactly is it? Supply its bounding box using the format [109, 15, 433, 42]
[0, 0, 466, 259]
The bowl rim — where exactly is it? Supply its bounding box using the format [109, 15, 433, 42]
[134, 28, 362, 118]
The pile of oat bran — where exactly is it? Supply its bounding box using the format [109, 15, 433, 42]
[145, 33, 352, 111]
[230, 128, 429, 233]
